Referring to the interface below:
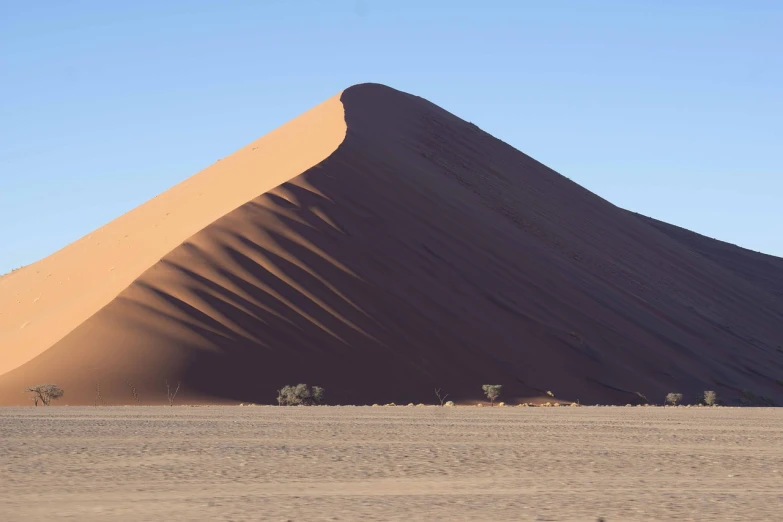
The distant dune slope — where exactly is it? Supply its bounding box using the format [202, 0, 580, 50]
[634, 214, 783, 301]
[1, 84, 781, 405]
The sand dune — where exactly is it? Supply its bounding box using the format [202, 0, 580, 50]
[1, 83, 781, 405]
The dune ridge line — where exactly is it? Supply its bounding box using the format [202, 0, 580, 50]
[0, 92, 347, 375]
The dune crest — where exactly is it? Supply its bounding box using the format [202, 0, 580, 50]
[0, 92, 346, 376]
[1, 83, 781, 406]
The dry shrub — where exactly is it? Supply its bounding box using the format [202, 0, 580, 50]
[665, 392, 683, 406]
[482, 384, 502, 406]
[276, 384, 325, 406]
[26, 384, 64, 406]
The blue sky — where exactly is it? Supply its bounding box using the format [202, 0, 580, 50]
[1, 1, 781, 273]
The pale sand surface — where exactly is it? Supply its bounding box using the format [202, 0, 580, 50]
[1, 407, 782, 521]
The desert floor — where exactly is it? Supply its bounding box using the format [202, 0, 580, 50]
[1, 406, 782, 521]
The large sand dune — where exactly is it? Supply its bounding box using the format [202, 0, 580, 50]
[1, 83, 781, 405]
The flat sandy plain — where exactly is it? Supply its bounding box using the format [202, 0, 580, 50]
[1, 406, 782, 521]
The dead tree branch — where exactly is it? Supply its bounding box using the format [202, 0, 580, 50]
[166, 380, 181, 406]
[434, 388, 449, 407]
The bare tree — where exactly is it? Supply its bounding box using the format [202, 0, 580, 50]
[125, 380, 140, 404]
[482, 384, 502, 407]
[94, 381, 106, 406]
[25, 384, 64, 406]
[166, 380, 181, 406]
[434, 388, 449, 406]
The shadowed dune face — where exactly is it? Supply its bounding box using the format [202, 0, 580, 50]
[637, 214, 783, 300]
[1, 84, 782, 405]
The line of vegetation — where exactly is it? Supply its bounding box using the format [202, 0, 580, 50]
[22, 382, 778, 407]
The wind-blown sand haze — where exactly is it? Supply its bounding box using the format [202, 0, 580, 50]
[1, 83, 782, 406]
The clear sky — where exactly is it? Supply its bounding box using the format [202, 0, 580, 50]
[1, 1, 781, 274]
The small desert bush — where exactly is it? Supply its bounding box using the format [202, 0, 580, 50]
[276, 384, 325, 406]
[311, 386, 324, 404]
[25, 384, 64, 406]
[703, 390, 718, 406]
[482, 384, 502, 406]
[665, 392, 683, 406]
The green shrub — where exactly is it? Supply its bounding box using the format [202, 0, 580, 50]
[482, 384, 502, 406]
[703, 390, 718, 406]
